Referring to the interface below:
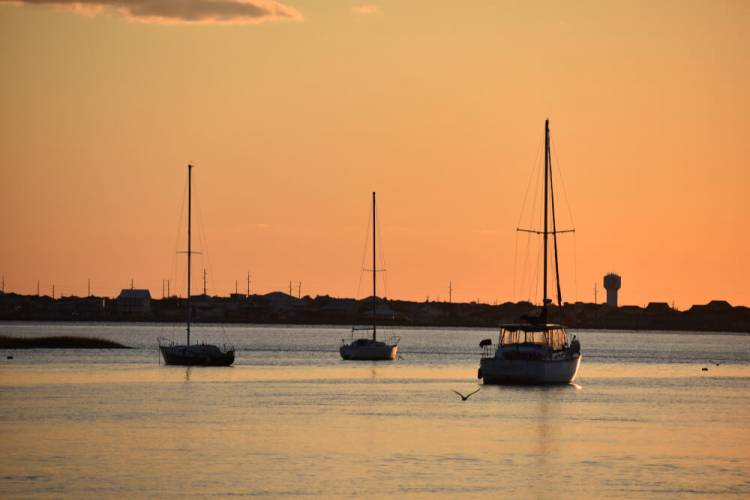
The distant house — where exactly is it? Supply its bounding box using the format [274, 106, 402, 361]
[646, 302, 672, 313]
[117, 289, 151, 315]
[689, 300, 732, 314]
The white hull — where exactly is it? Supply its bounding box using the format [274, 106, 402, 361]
[340, 343, 398, 361]
[479, 354, 581, 385]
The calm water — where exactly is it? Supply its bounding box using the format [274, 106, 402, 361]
[0, 323, 748, 498]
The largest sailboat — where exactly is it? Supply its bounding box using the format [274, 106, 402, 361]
[477, 120, 581, 385]
[159, 165, 235, 367]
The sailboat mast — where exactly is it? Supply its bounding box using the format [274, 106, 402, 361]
[372, 191, 377, 342]
[543, 120, 549, 318]
[549, 132, 563, 308]
[187, 164, 192, 346]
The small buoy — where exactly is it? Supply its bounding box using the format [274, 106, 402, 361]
[6, 356, 13, 360]
[701, 367, 708, 371]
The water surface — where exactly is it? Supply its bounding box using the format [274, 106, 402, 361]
[1, 323, 748, 498]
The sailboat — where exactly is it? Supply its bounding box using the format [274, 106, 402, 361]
[477, 120, 581, 384]
[158, 165, 235, 367]
[340, 192, 399, 361]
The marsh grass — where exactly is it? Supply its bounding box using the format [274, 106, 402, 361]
[0, 335, 129, 349]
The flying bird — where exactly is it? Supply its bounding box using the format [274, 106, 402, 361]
[452, 387, 481, 401]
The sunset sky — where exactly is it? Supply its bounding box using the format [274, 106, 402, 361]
[0, 0, 747, 308]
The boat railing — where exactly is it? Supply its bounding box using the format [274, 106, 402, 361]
[157, 337, 174, 347]
[481, 344, 496, 359]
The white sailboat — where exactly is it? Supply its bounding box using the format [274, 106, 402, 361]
[158, 165, 235, 367]
[340, 192, 399, 361]
[478, 120, 581, 384]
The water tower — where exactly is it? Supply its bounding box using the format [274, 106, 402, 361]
[603, 273, 621, 307]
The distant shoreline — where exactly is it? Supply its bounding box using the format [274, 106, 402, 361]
[1, 292, 748, 333]
[0, 320, 747, 336]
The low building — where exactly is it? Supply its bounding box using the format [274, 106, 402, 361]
[117, 289, 151, 315]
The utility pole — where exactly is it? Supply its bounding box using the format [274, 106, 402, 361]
[235, 280, 238, 295]
[297, 281, 302, 299]
[449, 281, 453, 304]
[37, 280, 40, 296]
[594, 283, 597, 304]
[131, 278, 134, 290]
[1, 275, 4, 292]
[247, 272, 250, 298]
[52, 284, 55, 299]
[162, 280, 165, 299]
[87, 278, 91, 297]
[203, 269, 207, 296]
[167, 280, 170, 298]
[289, 280, 292, 297]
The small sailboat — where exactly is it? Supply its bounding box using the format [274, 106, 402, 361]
[478, 120, 581, 384]
[340, 192, 399, 361]
[159, 165, 235, 367]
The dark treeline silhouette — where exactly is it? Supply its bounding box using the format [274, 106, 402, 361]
[0, 291, 748, 333]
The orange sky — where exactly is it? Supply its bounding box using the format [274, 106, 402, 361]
[0, 0, 748, 309]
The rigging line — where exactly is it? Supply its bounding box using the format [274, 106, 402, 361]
[512, 228, 519, 301]
[550, 136, 576, 228]
[533, 142, 546, 305]
[518, 227, 530, 301]
[524, 144, 544, 235]
[193, 176, 217, 300]
[171, 171, 189, 299]
[375, 200, 388, 300]
[518, 149, 541, 301]
[548, 142, 563, 308]
[355, 199, 372, 300]
[516, 134, 545, 229]
[532, 229, 542, 304]
[524, 232, 533, 302]
[573, 233, 578, 303]
[193, 182, 210, 293]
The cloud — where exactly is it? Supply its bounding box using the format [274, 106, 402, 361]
[351, 4, 378, 15]
[3, 0, 303, 24]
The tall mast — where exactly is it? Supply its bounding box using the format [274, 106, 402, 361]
[187, 164, 192, 346]
[543, 119, 550, 321]
[372, 191, 377, 341]
[549, 128, 563, 308]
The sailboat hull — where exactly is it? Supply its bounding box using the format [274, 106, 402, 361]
[340, 341, 398, 361]
[160, 344, 235, 367]
[479, 354, 581, 385]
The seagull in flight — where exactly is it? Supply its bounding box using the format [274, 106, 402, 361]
[452, 387, 481, 401]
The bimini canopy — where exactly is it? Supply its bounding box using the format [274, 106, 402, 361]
[498, 323, 565, 332]
[499, 325, 567, 350]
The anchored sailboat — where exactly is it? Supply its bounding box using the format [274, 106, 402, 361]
[478, 120, 581, 384]
[158, 165, 235, 367]
[340, 192, 399, 361]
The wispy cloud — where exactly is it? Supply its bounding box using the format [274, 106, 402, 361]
[351, 4, 378, 15]
[3, 0, 303, 25]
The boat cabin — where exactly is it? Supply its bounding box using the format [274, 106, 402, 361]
[482, 323, 571, 359]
